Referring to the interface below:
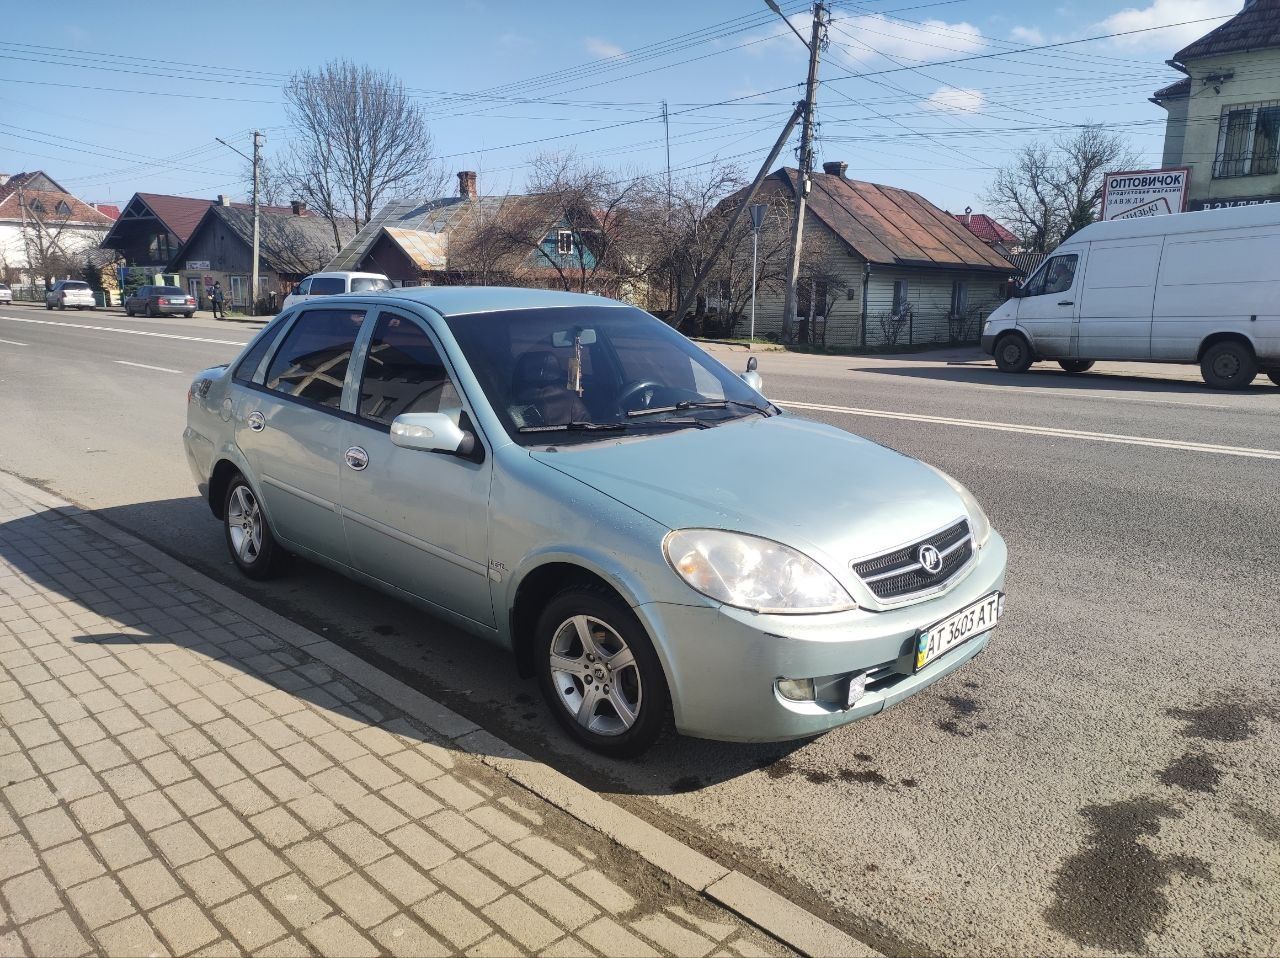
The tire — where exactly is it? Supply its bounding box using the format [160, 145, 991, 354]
[145, 303, 155, 318]
[223, 477, 286, 580]
[124, 306, 133, 317]
[44, 302, 52, 310]
[535, 586, 671, 758]
[1058, 360, 1095, 373]
[994, 333, 1033, 373]
[184, 312, 194, 319]
[1200, 340, 1258, 390]
[58, 302, 66, 311]
[1266, 369, 1280, 387]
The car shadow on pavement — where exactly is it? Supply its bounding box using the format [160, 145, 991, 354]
[852, 363, 1279, 396]
[2, 501, 804, 800]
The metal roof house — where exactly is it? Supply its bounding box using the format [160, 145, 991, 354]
[714, 163, 1014, 348]
[326, 171, 602, 290]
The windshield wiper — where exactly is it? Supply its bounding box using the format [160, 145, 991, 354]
[626, 399, 772, 418]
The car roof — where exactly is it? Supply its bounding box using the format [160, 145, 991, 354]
[305, 271, 387, 280]
[380, 285, 630, 317]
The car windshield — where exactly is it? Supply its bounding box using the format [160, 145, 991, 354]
[350, 277, 392, 292]
[446, 305, 772, 445]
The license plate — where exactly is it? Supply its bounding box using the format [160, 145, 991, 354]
[915, 592, 1001, 671]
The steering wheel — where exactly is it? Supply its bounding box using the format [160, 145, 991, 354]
[616, 379, 664, 413]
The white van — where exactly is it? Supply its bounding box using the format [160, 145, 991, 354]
[281, 271, 391, 310]
[981, 203, 1280, 389]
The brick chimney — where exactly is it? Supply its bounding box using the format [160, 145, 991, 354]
[822, 161, 848, 178]
[963, 205, 972, 225]
[458, 170, 478, 199]
[217, 194, 231, 206]
[291, 199, 307, 215]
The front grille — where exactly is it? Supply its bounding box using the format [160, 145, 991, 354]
[853, 519, 973, 601]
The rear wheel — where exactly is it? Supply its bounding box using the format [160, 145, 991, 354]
[1200, 340, 1257, 390]
[535, 586, 670, 758]
[1058, 360, 1095, 373]
[145, 303, 156, 318]
[223, 477, 286, 580]
[994, 334, 1033, 373]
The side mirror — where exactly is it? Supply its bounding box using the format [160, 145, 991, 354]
[390, 412, 475, 457]
[740, 356, 763, 393]
[746, 355, 758, 372]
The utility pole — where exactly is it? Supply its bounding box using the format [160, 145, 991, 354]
[661, 100, 672, 215]
[250, 130, 262, 318]
[780, 1, 825, 341]
[749, 203, 766, 345]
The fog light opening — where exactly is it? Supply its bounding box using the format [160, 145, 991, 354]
[777, 677, 816, 702]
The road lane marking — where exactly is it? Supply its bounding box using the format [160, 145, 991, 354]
[0, 315, 249, 347]
[783, 400, 1280, 460]
[933, 379, 1233, 410]
[114, 360, 182, 374]
[0, 338, 27, 346]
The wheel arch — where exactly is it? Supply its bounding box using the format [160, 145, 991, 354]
[1197, 331, 1257, 362]
[509, 561, 629, 679]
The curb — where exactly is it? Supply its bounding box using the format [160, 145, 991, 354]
[0, 470, 881, 958]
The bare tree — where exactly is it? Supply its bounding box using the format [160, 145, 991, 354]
[241, 157, 287, 208]
[16, 187, 106, 286]
[984, 124, 1141, 252]
[279, 60, 446, 249]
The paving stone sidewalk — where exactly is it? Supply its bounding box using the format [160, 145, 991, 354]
[0, 481, 791, 958]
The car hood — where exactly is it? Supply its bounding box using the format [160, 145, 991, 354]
[528, 413, 968, 571]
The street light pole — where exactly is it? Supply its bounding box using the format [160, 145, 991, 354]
[250, 130, 262, 318]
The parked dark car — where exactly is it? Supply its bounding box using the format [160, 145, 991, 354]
[125, 285, 196, 318]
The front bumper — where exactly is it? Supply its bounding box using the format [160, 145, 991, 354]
[639, 531, 1007, 742]
[980, 333, 996, 355]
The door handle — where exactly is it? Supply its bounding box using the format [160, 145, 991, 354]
[344, 446, 369, 471]
[246, 410, 265, 432]
[1058, 300, 1074, 306]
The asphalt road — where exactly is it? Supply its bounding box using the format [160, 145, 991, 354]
[3, 304, 1278, 956]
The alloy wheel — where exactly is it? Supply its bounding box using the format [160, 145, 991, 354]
[226, 485, 263, 565]
[548, 615, 642, 736]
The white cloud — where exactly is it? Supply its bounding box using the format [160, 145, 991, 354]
[920, 86, 987, 114]
[1094, 0, 1239, 49]
[831, 13, 986, 64]
[584, 36, 625, 59]
[1010, 25, 1046, 45]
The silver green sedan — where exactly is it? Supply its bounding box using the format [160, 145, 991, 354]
[184, 288, 1006, 757]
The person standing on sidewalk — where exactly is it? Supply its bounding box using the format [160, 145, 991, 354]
[210, 281, 226, 320]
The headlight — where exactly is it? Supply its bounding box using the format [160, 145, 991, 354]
[663, 529, 855, 614]
[924, 465, 992, 547]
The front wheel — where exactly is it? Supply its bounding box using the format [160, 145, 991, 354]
[1200, 341, 1257, 390]
[1058, 360, 1095, 373]
[535, 587, 670, 758]
[223, 477, 286, 580]
[994, 334, 1033, 373]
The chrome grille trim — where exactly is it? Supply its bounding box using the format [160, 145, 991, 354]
[852, 519, 974, 602]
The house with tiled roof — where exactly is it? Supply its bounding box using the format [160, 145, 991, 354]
[711, 162, 1014, 348]
[0, 172, 115, 284]
[953, 208, 1019, 256]
[1151, 0, 1280, 210]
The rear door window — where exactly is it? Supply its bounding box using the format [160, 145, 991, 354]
[357, 311, 461, 425]
[309, 277, 345, 295]
[263, 308, 367, 409]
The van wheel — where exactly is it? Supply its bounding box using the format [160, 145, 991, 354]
[1266, 369, 1280, 387]
[223, 477, 286, 580]
[1200, 341, 1257, 390]
[1058, 360, 1094, 373]
[535, 586, 670, 758]
[994, 334, 1033, 373]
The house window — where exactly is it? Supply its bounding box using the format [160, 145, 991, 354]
[55, 200, 71, 216]
[951, 280, 968, 316]
[149, 233, 172, 262]
[1213, 101, 1280, 178]
[892, 279, 909, 315]
[556, 230, 574, 256]
[28, 198, 44, 214]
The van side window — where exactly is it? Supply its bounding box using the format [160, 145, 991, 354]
[1025, 254, 1078, 297]
[309, 277, 345, 295]
[297, 278, 312, 295]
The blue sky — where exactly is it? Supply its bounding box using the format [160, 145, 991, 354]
[0, 0, 1242, 214]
